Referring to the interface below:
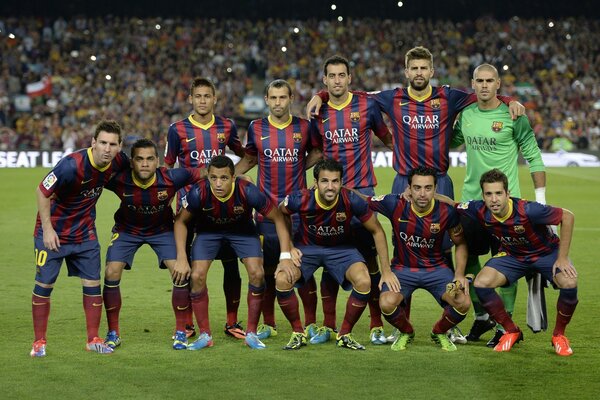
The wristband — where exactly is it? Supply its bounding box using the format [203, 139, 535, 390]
[279, 252, 292, 261]
[535, 187, 546, 205]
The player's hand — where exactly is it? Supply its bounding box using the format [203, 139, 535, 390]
[454, 274, 469, 295]
[171, 260, 191, 286]
[306, 95, 323, 119]
[43, 227, 61, 251]
[553, 257, 577, 279]
[400, 186, 412, 202]
[275, 260, 297, 284]
[379, 269, 401, 293]
[291, 247, 303, 267]
[508, 101, 525, 120]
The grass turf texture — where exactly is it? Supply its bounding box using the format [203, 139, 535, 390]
[1, 166, 599, 399]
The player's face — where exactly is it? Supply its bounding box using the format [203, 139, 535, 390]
[409, 174, 436, 211]
[131, 147, 158, 182]
[323, 63, 351, 99]
[91, 131, 121, 168]
[405, 59, 434, 91]
[482, 182, 510, 217]
[265, 86, 293, 119]
[207, 166, 234, 198]
[189, 85, 216, 118]
[315, 170, 342, 204]
[472, 69, 500, 102]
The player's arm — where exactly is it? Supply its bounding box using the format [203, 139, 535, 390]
[434, 193, 457, 206]
[450, 113, 465, 148]
[512, 116, 547, 201]
[36, 187, 60, 251]
[305, 148, 324, 170]
[554, 208, 577, 279]
[172, 208, 193, 284]
[362, 214, 399, 292]
[164, 125, 181, 169]
[234, 153, 258, 175]
[449, 223, 468, 292]
[267, 204, 299, 284]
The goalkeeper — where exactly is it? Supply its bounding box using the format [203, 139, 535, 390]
[451, 63, 547, 346]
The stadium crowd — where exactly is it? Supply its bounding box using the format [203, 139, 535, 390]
[0, 16, 599, 152]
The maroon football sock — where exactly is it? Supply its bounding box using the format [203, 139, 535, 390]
[172, 284, 191, 332]
[103, 283, 121, 334]
[320, 272, 339, 329]
[246, 284, 264, 333]
[32, 294, 50, 342]
[262, 274, 277, 327]
[276, 289, 304, 332]
[338, 290, 369, 336]
[190, 288, 211, 335]
[382, 305, 414, 334]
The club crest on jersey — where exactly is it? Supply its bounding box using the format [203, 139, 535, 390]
[430, 99, 440, 109]
[491, 121, 503, 132]
[216, 132, 226, 143]
[293, 132, 302, 143]
[350, 112, 360, 122]
[157, 190, 168, 201]
[457, 202, 470, 209]
[336, 212, 347, 222]
[233, 206, 245, 214]
[514, 225, 525, 234]
[430, 223, 441, 234]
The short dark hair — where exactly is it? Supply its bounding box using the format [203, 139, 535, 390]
[207, 155, 234, 175]
[190, 77, 216, 96]
[480, 168, 509, 192]
[94, 120, 122, 142]
[405, 46, 433, 69]
[131, 138, 158, 158]
[313, 158, 343, 180]
[408, 166, 438, 185]
[265, 79, 293, 97]
[323, 55, 350, 76]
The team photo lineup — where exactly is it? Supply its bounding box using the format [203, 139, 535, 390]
[30, 45, 580, 359]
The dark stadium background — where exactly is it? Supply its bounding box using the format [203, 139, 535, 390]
[3, 0, 598, 19]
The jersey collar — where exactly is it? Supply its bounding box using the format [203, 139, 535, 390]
[211, 181, 235, 202]
[407, 85, 433, 102]
[268, 115, 292, 129]
[132, 171, 156, 189]
[492, 199, 514, 223]
[87, 148, 111, 172]
[188, 114, 215, 130]
[327, 92, 353, 110]
[315, 189, 339, 210]
[410, 199, 435, 217]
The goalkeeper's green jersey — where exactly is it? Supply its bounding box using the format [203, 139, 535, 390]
[452, 102, 545, 201]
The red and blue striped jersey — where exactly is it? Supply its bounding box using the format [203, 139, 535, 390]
[245, 115, 316, 223]
[164, 115, 243, 168]
[282, 187, 373, 247]
[370, 86, 476, 175]
[314, 93, 390, 189]
[105, 167, 201, 236]
[34, 148, 129, 244]
[456, 198, 562, 263]
[183, 178, 274, 233]
[368, 195, 460, 271]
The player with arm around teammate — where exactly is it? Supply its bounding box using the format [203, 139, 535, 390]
[101, 138, 202, 350]
[31, 120, 128, 357]
[275, 158, 395, 350]
[367, 166, 471, 351]
[455, 169, 577, 356]
[173, 155, 296, 350]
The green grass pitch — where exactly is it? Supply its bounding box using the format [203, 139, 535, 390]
[1, 166, 599, 399]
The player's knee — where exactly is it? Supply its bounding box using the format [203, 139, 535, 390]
[555, 274, 577, 289]
[473, 273, 495, 288]
[455, 296, 471, 314]
[275, 273, 294, 291]
[379, 291, 401, 314]
[246, 267, 265, 286]
[190, 269, 206, 286]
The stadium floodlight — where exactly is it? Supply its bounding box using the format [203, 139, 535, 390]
[338, 16, 343, 21]
[90, 55, 97, 61]
[70, 50, 79, 58]
[155, 24, 161, 30]
[293, 27, 300, 34]
[331, 4, 337, 10]
[281, 46, 287, 52]
[105, 74, 112, 80]
[548, 21, 554, 27]
[503, 65, 509, 71]
[398, 1, 403, 7]
[9, 33, 15, 39]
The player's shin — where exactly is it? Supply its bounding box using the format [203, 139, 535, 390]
[172, 281, 191, 332]
[262, 274, 277, 327]
[433, 306, 467, 334]
[368, 271, 384, 329]
[554, 287, 578, 336]
[83, 286, 103, 341]
[338, 289, 369, 336]
[222, 258, 241, 326]
[297, 275, 317, 326]
[320, 272, 339, 329]
[382, 305, 414, 333]
[103, 279, 121, 333]
[475, 287, 519, 333]
[276, 288, 304, 332]
[32, 286, 52, 341]
[247, 284, 265, 333]
[190, 288, 211, 335]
